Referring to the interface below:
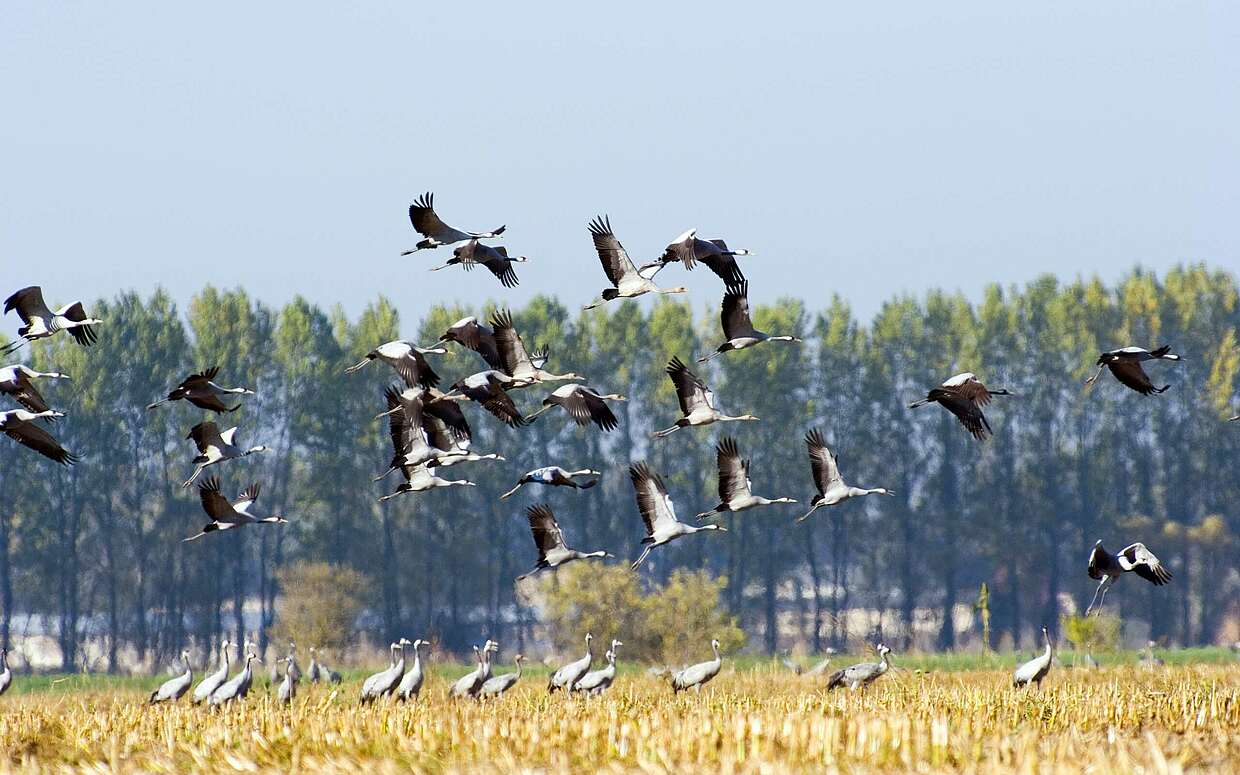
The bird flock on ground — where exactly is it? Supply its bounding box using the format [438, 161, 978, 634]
[0, 193, 1200, 700]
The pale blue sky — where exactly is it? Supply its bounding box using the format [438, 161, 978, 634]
[3, 2, 1236, 325]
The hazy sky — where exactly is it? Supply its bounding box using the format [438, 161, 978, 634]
[3, 2, 1236, 328]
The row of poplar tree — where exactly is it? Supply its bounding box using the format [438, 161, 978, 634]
[0, 263, 1237, 671]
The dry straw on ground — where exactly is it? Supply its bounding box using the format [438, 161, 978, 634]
[0, 665, 1237, 773]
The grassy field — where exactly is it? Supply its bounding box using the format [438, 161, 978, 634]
[1, 654, 1238, 773]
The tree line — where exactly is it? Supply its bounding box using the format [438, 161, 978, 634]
[0, 263, 1237, 671]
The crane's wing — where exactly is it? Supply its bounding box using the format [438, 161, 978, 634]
[4, 418, 77, 465]
[233, 483, 261, 513]
[408, 193, 452, 239]
[578, 389, 619, 431]
[931, 389, 991, 440]
[188, 393, 237, 413]
[181, 366, 220, 388]
[1119, 543, 1173, 585]
[703, 240, 746, 285]
[952, 378, 993, 407]
[424, 396, 472, 440]
[187, 422, 222, 452]
[805, 429, 841, 495]
[385, 393, 415, 456]
[1107, 361, 1164, 395]
[447, 317, 504, 371]
[720, 282, 753, 340]
[420, 409, 458, 452]
[198, 477, 242, 521]
[716, 436, 751, 500]
[658, 235, 695, 270]
[630, 462, 677, 534]
[393, 350, 440, 390]
[490, 309, 535, 377]
[473, 380, 526, 428]
[59, 303, 99, 346]
[526, 504, 566, 558]
[6, 372, 51, 413]
[1087, 543, 1107, 580]
[482, 248, 520, 288]
[588, 216, 638, 287]
[3, 287, 52, 324]
[666, 357, 709, 416]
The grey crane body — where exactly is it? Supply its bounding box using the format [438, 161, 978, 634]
[0, 364, 69, 415]
[193, 640, 232, 704]
[640, 229, 752, 285]
[1086, 539, 1172, 615]
[517, 504, 610, 581]
[584, 216, 686, 309]
[826, 645, 892, 691]
[699, 282, 800, 362]
[451, 640, 498, 698]
[431, 240, 528, 288]
[147, 366, 253, 413]
[500, 466, 601, 499]
[909, 372, 1011, 441]
[345, 339, 444, 390]
[1013, 628, 1053, 687]
[209, 651, 260, 706]
[525, 383, 626, 432]
[479, 654, 524, 698]
[181, 422, 268, 488]
[360, 639, 411, 704]
[277, 657, 296, 704]
[629, 462, 726, 570]
[401, 192, 505, 253]
[549, 633, 594, 693]
[1085, 345, 1180, 395]
[573, 641, 621, 696]
[671, 639, 722, 693]
[796, 430, 892, 523]
[0, 409, 77, 465]
[396, 640, 428, 701]
[2, 286, 101, 355]
[149, 650, 194, 704]
[653, 358, 757, 438]
[695, 437, 795, 520]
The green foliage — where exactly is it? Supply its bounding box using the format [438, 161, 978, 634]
[1061, 614, 1122, 652]
[539, 565, 745, 664]
[269, 562, 368, 651]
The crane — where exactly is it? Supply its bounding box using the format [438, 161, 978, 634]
[401, 192, 505, 253]
[0, 364, 70, 414]
[500, 466, 601, 499]
[479, 654, 525, 698]
[0, 409, 77, 465]
[909, 373, 1011, 441]
[359, 639, 412, 704]
[430, 240, 528, 288]
[639, 229, 752, 284]
[516, 504, 610, 581]
[548, 633, 593, 693]
[451, 640, 498, 698]
[583, 216, 687, 309]
[345, 340, 444, 390]
[796, 430, 892, 523]
[524, 384, 626, 432]
[1085, 346, 1180, 395]
[826, 645, 892, 691]
[698, 282, 801, 362]
[1013, 627, 1053, 687]
[183, 478, 288, 542]
[149, 650, 194, 704]
[653, 357, 758, 438]
[1085, 539, 1172, 615]
[192, 639, 231, 704]
[396, 639, 428, 702]
[146, 367, 254, 413]
[181, 422, 268, 488]
[209, 649, 261, 706]
[573, 640, 622, 696]
[695, 436, 796, 520]
[671, 639, 722, 693]
[1, 286, 101, 355]
[629, 462, 726, 569]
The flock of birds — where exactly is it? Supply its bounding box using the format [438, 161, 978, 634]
[0, 193, 1205, 700]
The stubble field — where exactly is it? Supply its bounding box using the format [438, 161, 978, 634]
[0, 662, 1237, 773]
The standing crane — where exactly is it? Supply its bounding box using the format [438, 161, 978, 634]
[573, 640, 622, 696]
[479, 654, 525, 698]
[1085, 346, 1180, 395]
[583, 216, 687, 309]
[640, 230, 752, 285]
[209, 649, 261, 706]
[147, 367, 254, 413]
[524, 384, 626, 432]
[695, 437, 796, 520]
[499, 466, 601, 499]
[181, 422, 268, 488]
[0, 649, 10, 697]
[516, 504, 610, 581]
[826, 645, 892, 691]
[548, 633, 594, 693]
[192, 639, 231, 704]
[0, 364, 70, 414]
[149, 650, 194, 704]
[359, 639, 412, 704]
[430, 240, 528, 288]
[671, 639, 723, 693]
[653, 357, 757, 438]
[451, 640, 498, 698]
[345, 340, 444, 390]
[1013, 627, 1053, 688]
[909, 373, 1011, 441]
[1, 286, 101, 355]
[1085, 539, 1172, 615]
[698, 282, 801, 362]
[401, 192, 506, 253]
[796, 430, 893, 523]
[629, 462, 726, 569]
[276, 656, 296, 704]
[0, 409, 77, 464]
[396, 639, 428, 702]
[183, 478, 288, 542]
